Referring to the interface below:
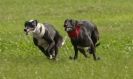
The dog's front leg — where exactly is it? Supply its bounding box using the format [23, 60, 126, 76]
[48, 46, 57, 60]
[69, 46, 78, 60]
[74, 46, 78, 60]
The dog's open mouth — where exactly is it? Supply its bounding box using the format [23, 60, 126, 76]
[24, 29, 34, 35]
[65, 27, 73, 32]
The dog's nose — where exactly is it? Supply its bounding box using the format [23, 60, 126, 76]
[24, 29, 27, 32]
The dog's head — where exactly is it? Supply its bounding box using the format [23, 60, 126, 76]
[64, 19, 78, 32]
[24, 20, 38, 35]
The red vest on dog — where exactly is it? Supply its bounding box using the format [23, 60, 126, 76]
[67, 25, 80, 39]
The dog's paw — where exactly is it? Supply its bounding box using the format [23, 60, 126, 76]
[97, 57, 100, 60]
[49, 55, 53, 59]
[52, 57, 59, 61]
[69, 56, 74, 60]
[94, 57, 100, 61]
[47, 55, 53, 60]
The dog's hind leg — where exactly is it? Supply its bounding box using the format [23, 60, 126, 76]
[91, 26, 100, 47]
[53, 46, 58, 60]
[90, 45, 97, 60]
[78, 48, 88, 58]
[91, 32, 97, 47]
[86, 36, 100, 60]
[90, 44, 100, 61]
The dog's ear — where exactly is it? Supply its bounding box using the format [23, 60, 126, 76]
[64, 19, 69, 27]
[64, 19, 68, 24]
[71, 19, 78, 27]
[32, 20, 38, 26]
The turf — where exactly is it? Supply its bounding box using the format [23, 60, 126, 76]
[0, 0, 133, 79]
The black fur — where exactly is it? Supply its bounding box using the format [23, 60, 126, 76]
[64, 19, 100, 60]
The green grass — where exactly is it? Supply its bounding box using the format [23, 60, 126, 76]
[0, 0, 133, 79]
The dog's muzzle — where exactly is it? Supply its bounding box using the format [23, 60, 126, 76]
[65, 27, 73, 32]
[24, 29, 30, 35]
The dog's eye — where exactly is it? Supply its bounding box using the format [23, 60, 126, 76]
[64, 24, 67, 27]
[29, 24, 34, 28]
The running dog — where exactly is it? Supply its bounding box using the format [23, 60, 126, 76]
[24, 20, 64, 60]
[64, 19, 100, 60]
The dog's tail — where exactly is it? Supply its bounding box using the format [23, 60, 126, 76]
[57, 36, 67, 48]
[61, 36, 67, 46]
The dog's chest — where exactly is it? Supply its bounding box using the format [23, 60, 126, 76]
[34, 35, 49, 49]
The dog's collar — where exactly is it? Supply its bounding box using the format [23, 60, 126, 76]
[33, 23, 45, 37]
[67, 25, 80, 39]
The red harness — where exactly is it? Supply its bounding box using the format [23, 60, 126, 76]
[67, 25, 81, 39]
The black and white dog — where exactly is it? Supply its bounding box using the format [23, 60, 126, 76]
[24, 20, 64, 60]
[64, 19, 100, 60]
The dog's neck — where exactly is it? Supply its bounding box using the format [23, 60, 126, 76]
[33, 23, 45, 38]
[67, 25, 81, 39]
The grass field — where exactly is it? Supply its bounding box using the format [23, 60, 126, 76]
[0, 0, 133, 79]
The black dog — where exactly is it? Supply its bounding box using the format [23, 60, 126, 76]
[64, 19, 100, 60]
[24, 20, 64, 60]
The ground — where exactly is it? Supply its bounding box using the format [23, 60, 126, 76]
[0, 0, 133, 79]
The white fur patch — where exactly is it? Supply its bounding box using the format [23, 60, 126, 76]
[61, 36, 67, 46]
[33, 23, 45, 38]
[50, 55, 53, 59]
